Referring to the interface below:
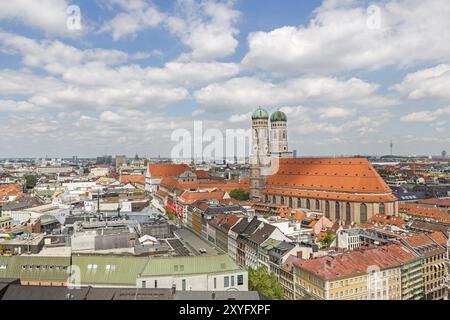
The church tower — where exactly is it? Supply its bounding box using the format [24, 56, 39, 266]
[250, 107, 270, 202]
[270, 110, 293, 158]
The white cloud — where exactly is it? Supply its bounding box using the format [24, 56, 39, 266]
[194, 76, 393, 112]
[393, 64, 450, 99]
[317, 106, 354, 119]
[0, 69, 63, 96]
[229, 112, 252, 123]
[0, 100, 37, 113]
[100, 0, 166, 40]
[400, 106, 450, 123]
[0, 31, 128, 75]
[242, 0, 450, 75]
[167, 0, 240, 61]
[0, 0, 81, 37]
[101, 0, 241, 61]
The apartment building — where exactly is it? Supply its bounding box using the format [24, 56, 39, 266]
[293, 244, 418, 300]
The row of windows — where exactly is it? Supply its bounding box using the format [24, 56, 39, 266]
[20, 265, 68, 271]
[425, 255, 445, 263]
[268, 195, 381, 223]
[141, 275, 245, 291]
[330, 276, 368, 288]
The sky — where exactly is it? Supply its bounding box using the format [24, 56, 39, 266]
[0, 0, 449, 159]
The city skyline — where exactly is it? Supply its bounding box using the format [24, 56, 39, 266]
[0, 0, 449, 158]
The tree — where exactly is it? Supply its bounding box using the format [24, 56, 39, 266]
[320, 231, 335, 248]
[229, 189, 250, 201]
[248, 267, 284, 300]
[165, 206, 175, 221]
[25, 175, 37, 189]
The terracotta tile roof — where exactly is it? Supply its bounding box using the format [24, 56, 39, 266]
[119, 175, 145, 185]
[147, 164, 190, 178]
[208, 214, 224, 228]
[194, 170, 210, 179]
[0, 183, 23, 202]
[367, 214, 405, 227]
[399, 203, 450, 224]
[266, 158, 392, 194]
[417, 198, 450, 207]
[178, 190, 227, 205]
[281, 255, 302, 273]
[401, 233, 434, 248]
[408, 220, 449, 234]
[294, 244, 416, 281]
[190, 201, 210, 212]
[428, 231, 448, 246]
[279, 208, 307, 221]
[264, 188, 397, 203]
[217, 215, 242, 233]
[156, 190, 169, 198]
[178, 180, 249, 192]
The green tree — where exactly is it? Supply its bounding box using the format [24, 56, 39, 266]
[25, 175, 37, 189]
[165, 206, 175, 221]
[320, 231, 336, 248]
[248, 267, 284, 300]
[229, 189, 250, 201]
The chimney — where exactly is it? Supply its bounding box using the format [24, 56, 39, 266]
[297, 251, 303, 259]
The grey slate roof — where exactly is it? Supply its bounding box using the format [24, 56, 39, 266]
[1, 284, 90, 300]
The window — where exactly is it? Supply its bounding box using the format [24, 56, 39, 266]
[360, 203, 368, 223]
[379, 203, 385, 215]
[237, 275, 244, 286]
[224, 276, 230, 288]
[142, 281, 146, 288]
[154, 280, 158, 288]
[289, 197, 293, 208]
[346, 203, 351, 221]
[182, 279, 186, 291]
[306, 199, 311, 209]
[231, 276, 235, 287]
[335, 202, 340, 220]
[214, 277, 217, 289]
[325, 201, 330, 218]
[316, 200, 320, 210]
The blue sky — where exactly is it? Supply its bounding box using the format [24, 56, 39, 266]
[0, 0, 449, 158]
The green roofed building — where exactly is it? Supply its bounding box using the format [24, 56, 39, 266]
[71, 254, 148, 288]
[137, 255, 247, 292]
[0, 255, 70, 286]
[71, 254, 247, 291]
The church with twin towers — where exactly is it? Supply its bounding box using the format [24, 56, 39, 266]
[250, 107, 294, 201]
[249, 106, 398, 225]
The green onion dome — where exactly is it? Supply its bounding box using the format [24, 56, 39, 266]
[270, 110, 287, 122]
[251, 107, 269, 120]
